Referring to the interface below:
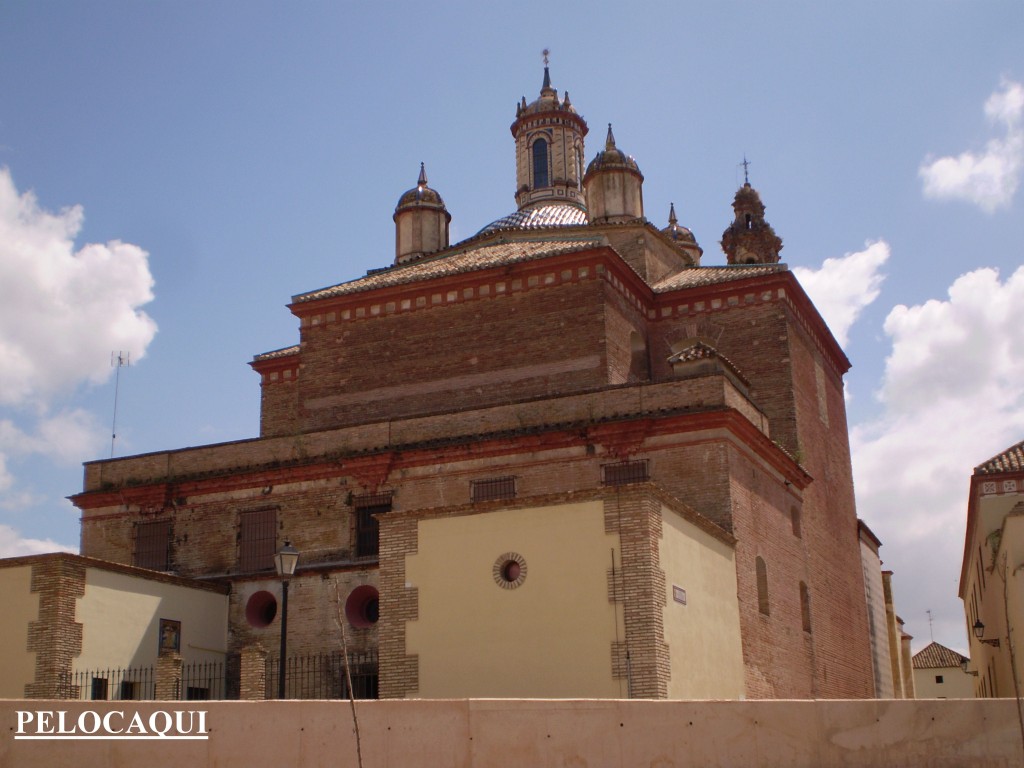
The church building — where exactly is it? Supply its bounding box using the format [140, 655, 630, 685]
[71, 64, 876, 700]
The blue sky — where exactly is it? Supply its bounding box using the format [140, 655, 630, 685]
[1, 1, 1022, 655]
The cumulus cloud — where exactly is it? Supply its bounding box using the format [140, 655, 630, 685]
[0, 168, 156, 556]
[792, 240, 889, 348]
[0, 167, 157, 406]
[0, 522, 75, 558]
[920, 78, 1024, 213]
[851, 265, 1024, 648]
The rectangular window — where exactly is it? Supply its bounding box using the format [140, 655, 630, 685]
[471, 476, 517, 503]
[239, 508, 277, 572]
[601, 459, 650, 487]
[133, 519, 172, 571]
[935, 675, 944, 684]
[91, 677, 109, 701]
[120, 680, 140, 700]
[353, 493, 392, 559]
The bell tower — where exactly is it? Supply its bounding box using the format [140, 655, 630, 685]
[510, 53, 589, 211]
[721, 162, 782, 265]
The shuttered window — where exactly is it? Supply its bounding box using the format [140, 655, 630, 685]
[471, 476, 517, 503]
[353, 493, 391, 559]
[601, 459, 649, 487]
[134, 519, 172, 571]
[239, 509, 277, 572]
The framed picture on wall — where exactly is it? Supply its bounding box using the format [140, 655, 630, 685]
[159, 618, 181, 654]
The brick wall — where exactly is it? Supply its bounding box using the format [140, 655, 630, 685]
[296, 274, 610, 434]
[604, 489, 669, 698]
[25, 557, 85, 699]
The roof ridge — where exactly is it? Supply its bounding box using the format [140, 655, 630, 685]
[975, 438, 1024, 475]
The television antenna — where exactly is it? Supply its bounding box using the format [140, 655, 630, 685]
[110, 351, 130, 458]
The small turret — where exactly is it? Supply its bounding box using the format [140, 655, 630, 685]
[583, 124, 645, 224]
[660, 202, 702, 265]
[393, 163, 451, 265]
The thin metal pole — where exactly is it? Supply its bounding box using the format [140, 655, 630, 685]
[278, 579, 289, 699]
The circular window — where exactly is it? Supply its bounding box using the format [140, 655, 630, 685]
[245, 590, 278, 628]
[493, 552, 528, 589]
[345, 585, 380, 628]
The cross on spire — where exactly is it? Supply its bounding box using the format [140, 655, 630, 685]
[741, 155, 751, 185]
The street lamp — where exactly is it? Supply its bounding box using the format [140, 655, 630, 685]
[973, 619, 1001, 648]
[960, 656, 979, 676]
[274, 540, 299, 699]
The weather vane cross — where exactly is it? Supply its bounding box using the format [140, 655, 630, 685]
[741, 155, 751, 185]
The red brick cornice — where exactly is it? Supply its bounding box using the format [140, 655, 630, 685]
[655, 271, 851, 378]
[74, 405, 809, 515]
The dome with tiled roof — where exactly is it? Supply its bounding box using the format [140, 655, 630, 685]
[475, 203, 587, 237]
[662, 202, 696, 245]
[515, 62, 578, 120]
[395, 163, 447, 211]
[585, 124, 641, 176]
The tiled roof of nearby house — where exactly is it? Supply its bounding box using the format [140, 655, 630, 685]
[293, 238, 604, 303]
[652, 264, 786, 293]
[252, 345, 300, 362]
[666, 341, 749, 388]
[912, 641, 967, 669]
[975, 439, 1024, 475]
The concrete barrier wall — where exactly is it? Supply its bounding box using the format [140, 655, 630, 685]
[2, 698, 1021, 768]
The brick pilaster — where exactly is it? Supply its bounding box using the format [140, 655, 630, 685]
[25, 557, 86, 699]
[155, 652, 183, 700]
[239, 644, 268, 700]
[377, 514, 419, 698]
[605, 487, 669, 698]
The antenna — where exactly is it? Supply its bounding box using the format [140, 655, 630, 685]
[110, 351, 130, 458]
[926, 609, 934, 642]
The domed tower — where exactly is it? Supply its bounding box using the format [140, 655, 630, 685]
[660, 202, 702, 265]
[583, 124, 645, 224]
[510, 58, 589, 211]
[393, 163, 450, 265]
[720, 173, 782, 265]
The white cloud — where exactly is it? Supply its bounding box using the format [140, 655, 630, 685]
[0, 168, 156, 544]
[851, 265, 1024, 648]
[0, 410, 105, 466]
[793, 240, 889, 348]
[0, 167, 157, 407]
[0, 522, 75, 557]
[920, 79, 1024, 213]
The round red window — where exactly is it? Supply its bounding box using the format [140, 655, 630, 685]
[245, 590, 278, 628]
[345, 585, 380, 628]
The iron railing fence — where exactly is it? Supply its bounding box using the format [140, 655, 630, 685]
[64, 660, 226, 701]
[180, 660, 226, 700]
[266, 650, 379, 700]
[65, 665, 156, 701]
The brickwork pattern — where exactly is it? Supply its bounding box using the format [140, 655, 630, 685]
[296, 273, 609, 435]
[239, 644, 268, 700]
[25, 558, 86, 699]
[155, 652, 183, 700]
[377, 515, 419, 699]
[604, 489, 670, 698]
